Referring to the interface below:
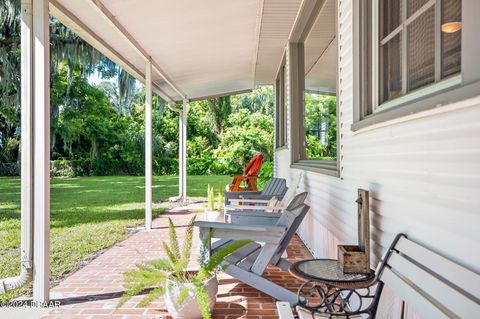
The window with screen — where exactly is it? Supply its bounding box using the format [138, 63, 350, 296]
[302, 0, 338, 163]
[378, 0, 462, 106]
[351, 0, 478, 130]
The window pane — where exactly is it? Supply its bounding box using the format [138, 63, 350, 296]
[441, 0, 461, 78]
[381, 0, 402, 39]
[407, 0, 429, 17]
[304, 93, 337, 160]
[408, 7, 435, 91]
[380, 34, 402, 103]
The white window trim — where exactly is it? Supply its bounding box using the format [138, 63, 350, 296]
[376, 74, 462, 112]
[275, 53, 287, 150]
[284, 0, 340, 177]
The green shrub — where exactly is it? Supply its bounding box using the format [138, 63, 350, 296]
[0, 163, 19, 176]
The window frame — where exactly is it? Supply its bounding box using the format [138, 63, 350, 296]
[353, 0, 480, 131]
[287, 0, 340, 177]
[275, 53, 287, 149]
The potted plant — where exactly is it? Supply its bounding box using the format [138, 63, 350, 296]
[204, 185, 223, 221]
[118, 216, 250, 319]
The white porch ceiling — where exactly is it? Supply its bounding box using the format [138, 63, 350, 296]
[49, 0, 302, 102]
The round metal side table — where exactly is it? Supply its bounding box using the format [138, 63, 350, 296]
[290, 259, 377, 317]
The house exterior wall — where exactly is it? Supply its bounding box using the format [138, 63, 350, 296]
[274, 0, 480, 316]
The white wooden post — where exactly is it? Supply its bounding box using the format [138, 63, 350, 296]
[145, 61, 152, 230]
[178, 105, 183, 201]
[181, 99, 188, 202]
[20, 0, 34, 288]
[32, 0, 50, 303]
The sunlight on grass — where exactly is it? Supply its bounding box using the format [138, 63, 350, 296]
[0, 175, 230, 302]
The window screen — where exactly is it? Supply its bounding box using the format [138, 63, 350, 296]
[378, 0, 462, 105]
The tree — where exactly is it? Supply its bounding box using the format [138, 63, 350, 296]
[0, 0, 138, 159]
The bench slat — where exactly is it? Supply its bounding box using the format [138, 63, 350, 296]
[381, 267, 452, 319]
[276, 302, 295, 319]
[211, 239, 232, 251]
[238, 249, 262, 271]
[388, 252, 480, 318]
[396, 237, 480, 299]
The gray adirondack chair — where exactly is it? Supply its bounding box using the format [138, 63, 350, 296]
[226, 184, 308, 225]
[195, 192, 309, 304]
[225, 172, 304, 214]
[223, 177, 287, 206]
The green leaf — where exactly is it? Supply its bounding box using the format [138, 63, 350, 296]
[177, 286, 190, 305]
[192, 277, 212, 319]
[137, 287, 165, 308]
[206, 239, 252, 273]
[181, 216, 196, 266]
[168, 217, 180, 261]
[162, 241, 178, 264]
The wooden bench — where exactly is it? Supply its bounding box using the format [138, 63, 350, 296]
[277, 233, 480, 319]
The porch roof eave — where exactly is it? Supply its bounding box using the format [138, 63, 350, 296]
[48, 0, 303, 102]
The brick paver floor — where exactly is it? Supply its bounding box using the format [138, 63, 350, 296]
[42, 210, 312, 319]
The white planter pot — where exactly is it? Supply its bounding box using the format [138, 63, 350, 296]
[164, 274, 218, 319]
[204, 210, 223, 222]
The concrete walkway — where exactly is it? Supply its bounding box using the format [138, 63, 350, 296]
[39, 210, 311, 319]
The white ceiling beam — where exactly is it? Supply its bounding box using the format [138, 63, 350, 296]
[251, 0, 265, 89]
[188, 89, 252, 102]
[87, 0, 187, 100]
[49, 0, 173, 103]
[289, 0, 327, 43]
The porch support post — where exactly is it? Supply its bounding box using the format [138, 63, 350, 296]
[178, 106, 183, 200]
[180, 99, 188, 202]
[145, 60, 152, 229]
[32, 0, 50, 303]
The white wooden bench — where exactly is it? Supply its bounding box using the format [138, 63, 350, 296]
[277, 233, 480, 319]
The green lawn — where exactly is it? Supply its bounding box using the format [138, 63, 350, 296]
[0, 175, 230, 302]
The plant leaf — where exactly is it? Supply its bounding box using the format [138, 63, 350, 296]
[177, 286, 190, 305]
[162, 241, 178, 264]
[168, 217, 181, 261]
[181, 215, 196, 265]
[206, 240, 252, 273]
[192, 277, 212, 319]
[137, 286, 165, 307]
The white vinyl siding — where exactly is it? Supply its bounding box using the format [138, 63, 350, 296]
[275, 0, 480, 317]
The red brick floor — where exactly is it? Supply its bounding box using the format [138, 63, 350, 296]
[42, 210, 311, 319]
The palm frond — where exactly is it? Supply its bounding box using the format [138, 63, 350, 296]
[162, 241, 178, 264]
[181, 216, 196, 265]
[167, 217, 180, 261]
[205, 240, 252, 274]
[137, 287, 165, 308]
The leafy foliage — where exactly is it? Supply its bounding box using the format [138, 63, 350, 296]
[119, 216, 251, 318]
[0, 1, 274, 184]
[304, 93, 337, 160]
[207, 185, 215, 211]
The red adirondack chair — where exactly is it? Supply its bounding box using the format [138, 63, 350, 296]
[228, 152, 264, 192]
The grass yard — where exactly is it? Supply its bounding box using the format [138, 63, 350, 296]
[0, 175, 230, 302]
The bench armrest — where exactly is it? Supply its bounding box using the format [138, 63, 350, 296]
[229, 198, 270, 205]
[194, 221, 285, 244]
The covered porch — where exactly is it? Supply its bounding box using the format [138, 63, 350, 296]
[15, 0, 304, 304]
[6, 0, 479, 317]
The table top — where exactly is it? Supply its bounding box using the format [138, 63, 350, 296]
[290, 259, 375, 287]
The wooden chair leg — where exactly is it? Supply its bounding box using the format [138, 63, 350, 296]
[230, 176, 242, 192]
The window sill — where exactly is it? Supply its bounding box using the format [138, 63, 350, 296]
[291, 160, 339, 177]
[351, 79, 480, 132]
